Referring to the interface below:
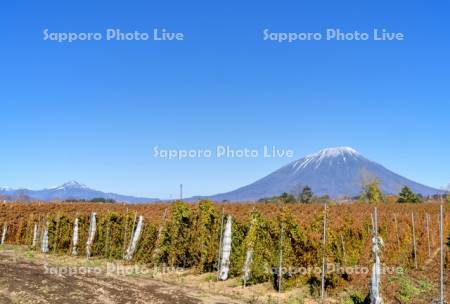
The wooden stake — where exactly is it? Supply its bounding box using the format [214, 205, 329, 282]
[411, 212, 418, 269]
[15, 218, 23, 244]
[425, 213, 431, 258]
[371, 213, 375, 235]
[439, 204, 444, 304]
[152, 208, 168, 267]
[105, 213, 111, 258]
[385, 218, 389, 240]
[122, 208, 129, 257]
[53, 214, 61, 253]
[278, 222, 284, 293]
[394, 214, 400, 248]
[374, 208, 378, 239]
[321, 203, 327, 302]
[340, 234, 346, 260]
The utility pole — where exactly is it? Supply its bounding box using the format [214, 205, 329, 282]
[180, 184, 183, 200]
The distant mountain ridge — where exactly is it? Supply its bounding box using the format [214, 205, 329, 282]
[2, 148, 445, 203]
[0, 181, 159, 203]
[199, 147, 444, 201]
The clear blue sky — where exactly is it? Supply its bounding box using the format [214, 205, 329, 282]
[1, 1, 449, 198]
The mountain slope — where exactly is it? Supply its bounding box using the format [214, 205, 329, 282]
[205, 147, 443, 201]
[0, 181, 159, 203]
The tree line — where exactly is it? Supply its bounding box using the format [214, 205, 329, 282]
[260, 181, 450, 204]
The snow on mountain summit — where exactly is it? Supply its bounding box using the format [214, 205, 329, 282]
[62, 181, 87, 188]
[52, 181, 88, 190]
[311, 147, 360, 158]
[292, 147, 362, 171]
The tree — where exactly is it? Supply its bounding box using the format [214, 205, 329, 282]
[360, 180, 385, 204]
[299, 186, 313, 204]
[90, 197, 116, 203]
[396, 186, 422, 204]
[279, 192, 297, 204]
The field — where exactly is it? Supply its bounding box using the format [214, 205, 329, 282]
[0, 201, 449, 303]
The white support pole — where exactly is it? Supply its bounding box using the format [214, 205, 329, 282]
[86, 212, 97, 258]
[242, 214, 256, 288]
[125, 215, 144, 261]
[125, 211, 137, 259]
[242, 248, 253, 288]
[370, 207, 384, 304]
[32, 223, 38, 248]
[216, 208, 225, 280]
[218, 215, 232, 281]
[1, 223, 7, 245]
[72, 218, 79, 256]
[41, 222, 49, 253]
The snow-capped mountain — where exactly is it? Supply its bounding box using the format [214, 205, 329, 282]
[203, 147, 443, 201]
[0, 181, 159, 203]
[51, 180, 89, 190]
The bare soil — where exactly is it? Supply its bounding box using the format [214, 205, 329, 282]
[0, 245, 447, 304]
[0, 247, 242, 304]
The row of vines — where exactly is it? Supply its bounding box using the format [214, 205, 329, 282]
[0, 201, 449, 296]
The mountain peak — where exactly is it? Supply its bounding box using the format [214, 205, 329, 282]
[291, 147, 361, 171]
[206, 146, 442, 201]
[0, 181, 159, 203]
[311, 147, 360, 158]
[56, 181, 88, 189]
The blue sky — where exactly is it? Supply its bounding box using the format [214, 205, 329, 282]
[1, 1, 449, 198]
